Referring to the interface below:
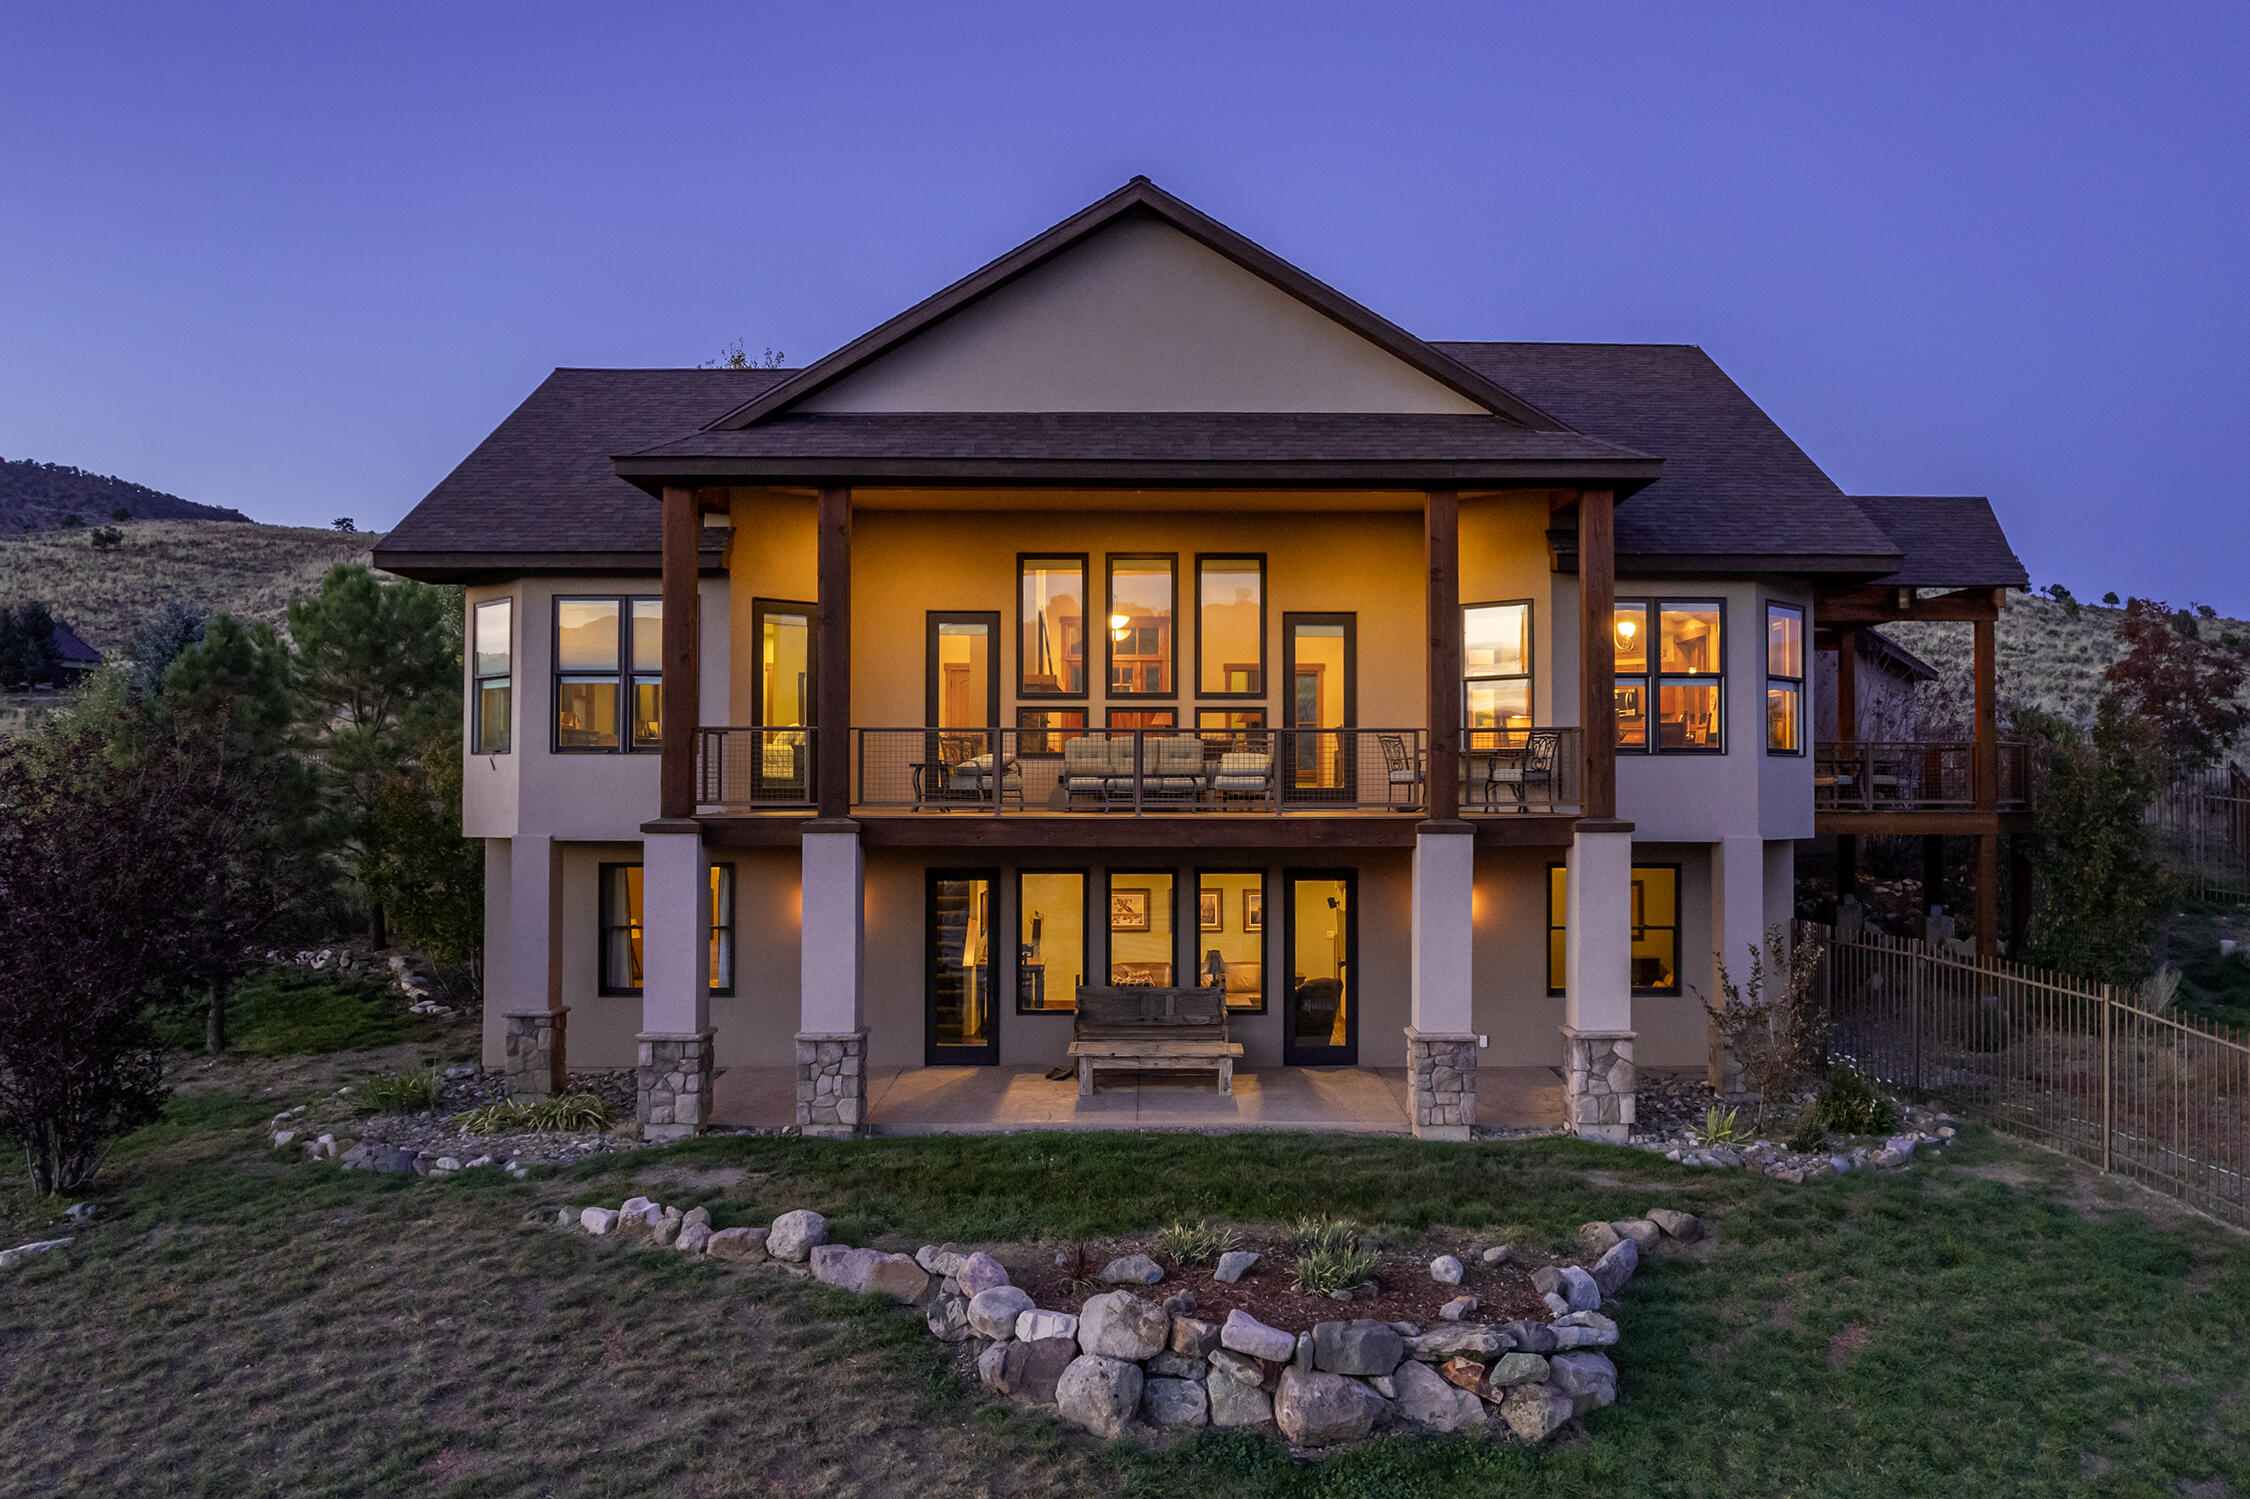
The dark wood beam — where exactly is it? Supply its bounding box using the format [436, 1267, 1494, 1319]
[658, 485, 701, 820]
[816, 486, 852, 819]
[1817, 810, 2030, 837]
[1576, 490, 1618, 819]
[1425, 489, 1462, 820]
[690, 813, 1581, 850]
[1835, 627, 1858, 743]
[1973, 613, 2000, 960]
[1815, 586, 2004, 626]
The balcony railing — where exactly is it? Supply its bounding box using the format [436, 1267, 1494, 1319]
[1461, 727, 1583, 815]
[1814, 739, 2030, 812]
[696, 726, 816, 809]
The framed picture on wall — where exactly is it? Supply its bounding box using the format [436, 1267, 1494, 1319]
[1199, 890, 1223, 931]
[1110, 888, 1150, 932]
[1243, 889, 1263, 932]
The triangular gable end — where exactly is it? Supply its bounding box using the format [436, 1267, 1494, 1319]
[711, 179, 1564, 428]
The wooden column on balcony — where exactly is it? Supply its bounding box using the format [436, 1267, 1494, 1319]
[1424, 489, 1462, 821]
[658, 485, 701, 821]
[815, 486, 852, 820]
[1834, 626, 1859, 905]
[1576, 489, 1618, 820]
[1973, 609, 2000, 959]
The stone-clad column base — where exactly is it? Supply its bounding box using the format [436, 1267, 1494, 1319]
[1563, 1028, 1636, 1142]
[797, 1030, 869, 1138]
[502, 1008, 567, 1099]
[637, 1030, 714, 1141]
[1405, 1028, 1477, 1141]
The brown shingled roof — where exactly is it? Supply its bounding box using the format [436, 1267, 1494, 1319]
[1847, 496, 2029, 589]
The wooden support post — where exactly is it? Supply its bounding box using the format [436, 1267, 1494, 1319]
[1576, 489, 1617, 820]
[1972, 611, 1999, 960]
[1424, 489, 1462, 821]
[816, 486, 852, 819]
[658, 485, 701, 821]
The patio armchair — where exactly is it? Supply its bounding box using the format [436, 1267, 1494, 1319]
[1482, 729, 1559, 811]
[914, 735, 1021, 810]
[1379, 733, 1423, 810]
[1208, 748, 1274, 806]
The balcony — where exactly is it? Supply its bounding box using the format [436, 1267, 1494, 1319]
[1814, 739, 2029, 813]
[694, 726, 1582, 818]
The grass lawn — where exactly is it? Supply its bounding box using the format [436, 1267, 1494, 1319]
[2, 1086, 2246, 1498]
[150, 966, 437, 1057]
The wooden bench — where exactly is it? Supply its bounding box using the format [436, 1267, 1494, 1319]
[1068, 985, 1242, 1096]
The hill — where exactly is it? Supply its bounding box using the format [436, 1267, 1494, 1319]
[1, 457, 252, 532]
[0, 520, 387, 654]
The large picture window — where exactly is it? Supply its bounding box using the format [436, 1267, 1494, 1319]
[1766, 603, 1805, 755]
[1613, 600, 1724, 753]
[555, 597, 661, 752]
[1463, 601, 1532, 750]
[1105, 555, 1176, 697]
[472, 598, 512, 754]
[1017, 870, 1088, 1013]
[1547, 863, 1680, 995]
[1196, 869, 1266, 1012]
[599, 861, 736, 996]
[1195, 555, 1264, 697]
[1019, 556, 1088, 697]
[1107, 869, 1177, 985]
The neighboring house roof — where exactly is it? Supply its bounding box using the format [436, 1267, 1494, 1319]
[50, 621, 99, 670]
[1856, 627, 1940, 683]
[1846, 496, 2029, 589]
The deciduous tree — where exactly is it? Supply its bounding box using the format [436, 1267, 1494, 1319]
[2105, 597, 2250, 776]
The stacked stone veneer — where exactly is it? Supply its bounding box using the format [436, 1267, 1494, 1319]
[502, 1009, 567, 1099]
[1564, 1030, 1635, 1141]
[1406, 1031, 1477, 1138]
[797, 1030, 868, 1137]
[636, 1031, 713, 1141]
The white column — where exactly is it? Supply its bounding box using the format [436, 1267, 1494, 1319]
[1407, 825, 1477, 1140]
[1710, 834, 1767, 1092]
[637, 824, 712, 1139]
[797, 821, 868, 1136]
[1563, 818, 1635, 1140]
[502, 834, 566, 1097]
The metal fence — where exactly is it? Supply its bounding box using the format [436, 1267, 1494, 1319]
[1810, 921, 2249, 1227]
[695, 727, 816, 810]
[2151, 763, 2250, 904]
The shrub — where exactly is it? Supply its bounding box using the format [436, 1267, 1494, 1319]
[1703, 926, 1828, 1129]
[1811, 1067, 1898, 1136]
[1697, 1106, 1751, 1147]
[1155, 1218, 1241, 1264]
[453, 1093, 613, 1134]
[1291, 1243, 1380, 1298]
[1287, 1214, 1364, 1257]
[359, 1063, 441, 1114]
[89, 526, 122, 550]
[1785, 1109, 1829, 1154]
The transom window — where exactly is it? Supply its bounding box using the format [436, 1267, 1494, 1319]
[1766, 603, 1805, 754]
[471, 598, 512, 754]
[1463, 601, 1532, 750]
[554, 597, 661, 752]
[1547, 863, 1680, 995]
[1613, 600, 1724, 753]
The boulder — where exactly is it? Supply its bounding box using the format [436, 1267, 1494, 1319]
[1590, 1237, 1638, 1297]
[1495, 1318, 1557, 1353]
[1208, 1349, 1265, 1388]
[925, 1294, 973, 1342]
[1438, 1356, 1492, 1398]
[0, 1237, 71, 1271]
[705, 1227, 769, 1262]
[1439, 1297, 1477, 1322]
[676, 1218, 715, 1254]
[983, 1336, 1080, 1405]
[580, 1207, 619, 1236]
[1480, 1244, 1512, 1265]
[768, 1210, 827, 1261]
[1078, 1291, 1168, 1360]
[811, 1243, 878, 1290]
[1577, 1220, 1623, 1256]
[1487, 1351, 1551, 1386]
[1643, 1208, 1703, 1242]
[1393, 1357, 1483, 1433]
[1147, 1350, 1205, 1380]
[862, 1253, 931, 1304]
[968, 1285, 1035, 1341]
[1549, 1350, 1618, 1414]
[555, 1206, 579, 1229]
[1099, 1253, 1164, 1285]
[1017, 1308, 1079, 1344]
[1214, 1249, 1260, 1284]
[957, 1251, 1010, 1296]
[1207, 1370, 1275, 1427]
[1293, 1332, 1315, 1371]
[914, 1243, 951, 1274]
[1169, 1314, 1219, 1356]
[651, 1209, 682, 1248]
[1611, 1218, 1662, 1250]
[1055, 1354, 1143, 1437]
[1500, 1382, 1575, 1443]
[1162, 1289, 1197, 1316]
[1220, 1308, 1297, 1363]
[1274, 1366, 1389, 1447]
[683, 1206, 711, 1228]
[1551, 1310, 1618, 1348]
[1531, 1264, 1601, 1312]
[1311, 1319, 1404, 1378]
[1405, 1325, 1508, 1361]
[1428, 1254, 1464, 1285]
[1142, 1377, 1209, 1427]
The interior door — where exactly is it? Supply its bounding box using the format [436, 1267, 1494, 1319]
[1283, 614, 1355, 805]
[752, 599, 815, 803]
[1282, 869, 1357, 1065]
[927, 869, 1000, 1065]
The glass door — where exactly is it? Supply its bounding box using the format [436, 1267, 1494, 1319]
[927, 611, 999, 756]
[1283, 614, 1355, 806]
[1282, 870, 1356, 1065]
[753, 599, 814, 803]
[927, 870, 1000, 1065]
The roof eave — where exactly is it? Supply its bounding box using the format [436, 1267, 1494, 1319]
[611, 454, 1665, 493]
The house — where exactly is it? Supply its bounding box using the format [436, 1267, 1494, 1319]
[50, 620, 100, 684]
[373, 178, 2027, 1141]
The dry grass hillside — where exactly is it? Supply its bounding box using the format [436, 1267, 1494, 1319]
[0, 519, 385, 653]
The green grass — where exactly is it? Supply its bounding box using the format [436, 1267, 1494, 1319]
[152, 965, 423, 1056]
[2, 1104, 2245, 1497]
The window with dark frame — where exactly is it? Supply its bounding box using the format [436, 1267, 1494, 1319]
[1016, 706, 1087, 756]
[599, 861, 736, 996]
[1018, 555, 1088, 697]
[1195, 869, 1266, 1012]
[708, 864, 736, 996]
[1462, 600, 1532, 751]
[555, 596, 662, 752]
[1194, 706, 1266, 752]
[1105, 555, 1176, 697]
[1766, 602, 1805, 755]
[1612, 599, 1725, 753]
[1106, 869, 1177, 986]
[1016, 869, 1087, 1013]
[472, 597, 512, 754]
[1195, 554, 1264, 697]
[1546, 862, 1682, 995]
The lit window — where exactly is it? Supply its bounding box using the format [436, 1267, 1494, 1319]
[1019, 557, 1087, 696]
[600, 861, 736, 996]
[708, 864, 735, 994]
[471, 598, 512, 754]
[1017, 870, 1086, 1012]
[555, 596, 661, 752]
[1613, 599, 1725, 753]
[1106, 556, 1175, 696]
[1463, 601, 1532, 751]
[1547, 863, 1680, 994]
[1766, 603, 1804, 755]
[1107, 870, 1176, 985]
[1196, 556, 1264, 696]
[1196, 870, 1265, 1012]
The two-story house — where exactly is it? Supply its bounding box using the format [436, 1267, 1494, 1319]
[374, 179, 2027, 1142]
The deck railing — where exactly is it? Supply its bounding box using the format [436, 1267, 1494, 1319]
[1814, 739, 2029, 811]
[695, 726, 816, 810]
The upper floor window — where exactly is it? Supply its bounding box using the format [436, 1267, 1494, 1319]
[1196, 555, 1265, 697]
[1019, 556, 1087, 697]
[1106, 555, 1175, 696]
[471, 598, 512, 754]
[1766, 603, 1805, 754]
[555, 596, 661, 752]
[754, 599, 814, 727]
[1614, 600, 1724, 753]
[1463, 601, 1532, 750]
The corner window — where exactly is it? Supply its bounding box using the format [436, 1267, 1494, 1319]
[1463, 601, 1532, 751]
[600, 861, 735, 996]
[1613, 600, 1724, 753]
[555, 597, 661, 752]
[471, 598, 512, 754]
[1105, 555, 1176, 696]
[1547, 862, 1681, 995]
[1195, 555, 1264, 697]
[1766, 603, 1805, 755]
[1019, 556, 1088, 696]
[1017, 870, 1087, 1012]
[1196, 870, 1266, 1012]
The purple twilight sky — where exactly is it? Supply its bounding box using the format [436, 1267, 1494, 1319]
[3, 2, 2245, 611]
